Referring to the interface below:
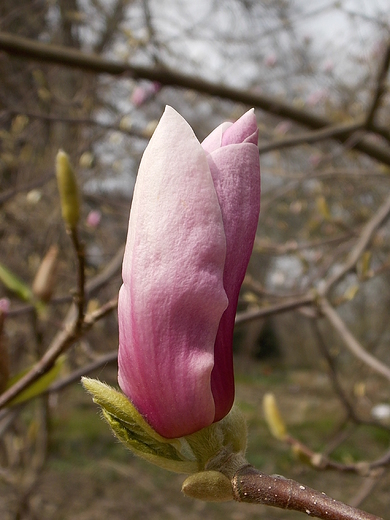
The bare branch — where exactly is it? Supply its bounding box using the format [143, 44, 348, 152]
[3, 108, 147, 139]
[321, 192, 390, 294]
[1, 31, 390, 165]
[258, 120, 364, 155]
[47, 349, 117, 394]
[319, 298, 390, 383]
[232, 466, 382, 520]
[365, 40, 390, 127]
[235, 295, 315, 325]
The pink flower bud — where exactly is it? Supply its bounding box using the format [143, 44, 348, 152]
[323, 59, 334, 73]
[86, 209, 102, 228]
[264, 53, 277, 67]
[0, 298, 10, 316]
[306, 89, 329, 107]
[118, 106, 260, 438]
[274, 121, 292, 136]
[131, 82, 162, 107]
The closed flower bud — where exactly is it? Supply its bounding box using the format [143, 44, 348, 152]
[32, 245, 59, 302]
[118, 106, 260, 438]
[263, 393, 287, 441]
[56, 150, 80, 229]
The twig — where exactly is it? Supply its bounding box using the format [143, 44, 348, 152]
[310, 319, 359, 422]
[349, 471, 385, 509]
[0, 171, 54, 206]
[320, 191, 390, 294]
[47, 350, 117, 394]
[0, 296, 118, 409]
[7, 245, 124, 318]
[3, 108, 147, 139]
[231, 465, 382, 520]
[0, 227, 84, 408]
[365, 40, 390, 127]
[258, 120, 364, 155]
[235, 294, 315, 325]
[255, 232, 353, 255]
[69, 227, 85, 331]
[320, 298, 390, 383]
[310, 319, 390, 433]
[0, 305, 79, 408]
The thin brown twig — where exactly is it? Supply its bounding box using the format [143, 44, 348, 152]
[320, 298, 390, 383]
[310, 318, 390, 432]
[0, 296, 118, 409]
[3, 108, 147, 139]
[365, 40, 390, 127]
[310, 319, 359, 422]
[235, 294, 315, 325]
[258, 120, 364, 154]
[7, 245, 123, 318]
[47, 350, 118, 394]
[349, 471, 385, 509]
[255, 232, 353, 255]
[69, 227, 85, 331]
[320, 191, 390, 294]
[0, 171, 54, 206]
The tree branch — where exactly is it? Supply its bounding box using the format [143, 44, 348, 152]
[365, 40, 390, 127]
[235, 295, 315, 325]
[232, 466, 382, 520]
[320, 191, 390, 294]
[319, 298, 390, 383]
[258, 120, 364, 155]
[1, 31, 390, 165]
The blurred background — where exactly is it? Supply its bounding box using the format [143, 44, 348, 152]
[0, 0, 390, 518]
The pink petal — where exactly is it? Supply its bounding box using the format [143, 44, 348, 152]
[201, 122, 232, 153]
[203, 113, 260, 421]
[221, 109, 258, 146]
[118, 106, 228, 438]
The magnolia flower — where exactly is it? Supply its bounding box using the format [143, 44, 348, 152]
[118, 106, 260, 438]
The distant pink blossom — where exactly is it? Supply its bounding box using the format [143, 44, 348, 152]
[323, 59, 334, 73]
[86, 210, 102, 228]
[131, 82, 162, 107]
[264, 53, 277, 68]
[275, 121, 292, 135]
[306, 89, 329, 107]
[309, 153, 322, 167]
[0, 298, 10, 315]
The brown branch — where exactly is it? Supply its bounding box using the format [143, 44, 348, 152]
[349, 472, 385, 510]
[232, 466, 382, 520]
[255, 232, 353, 255]
[1, 31, 390, 165]
[0, 171, 54, 206]
[69, 227, 85, 331]
[0, 297, 118, 409]
[3, 108, 147, 139]
[47, 349, 117, 394]
[310, 319, 360, 422]
[258, 120, 364, 155]
[365, 40, 390, 127]
[320, 298, 390, 383]
[320, 191, 390, 294]
[235, 295, 315, 325]
[0, 304, 79, 409]
[7, 245, 123, 318]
